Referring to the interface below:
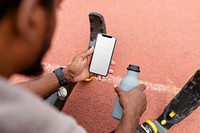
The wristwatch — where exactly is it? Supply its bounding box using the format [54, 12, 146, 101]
[53, 67, 68, 86]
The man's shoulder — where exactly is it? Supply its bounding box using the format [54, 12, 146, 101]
[0, 76, 42, 102]
[0, 76, 86, 133]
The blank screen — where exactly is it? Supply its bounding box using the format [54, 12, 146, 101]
[90, 34, 116, 76]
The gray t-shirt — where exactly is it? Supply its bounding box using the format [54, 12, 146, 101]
[0, 76, 86, 133]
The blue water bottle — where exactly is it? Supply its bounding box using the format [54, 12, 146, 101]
[112, 64, 140, 120]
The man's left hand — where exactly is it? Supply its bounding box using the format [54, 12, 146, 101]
[62, 46, 115, 82]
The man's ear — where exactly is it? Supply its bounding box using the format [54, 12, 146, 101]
[15, 0, 45, 43]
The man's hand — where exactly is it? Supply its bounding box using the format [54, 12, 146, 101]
[62, 47, 115, 82]
[114, 84, 147, 133]
[62, 46, 94, 82]
[115, 84, 147, 118]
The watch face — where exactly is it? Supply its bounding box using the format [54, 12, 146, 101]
[58, 86, 68, 100]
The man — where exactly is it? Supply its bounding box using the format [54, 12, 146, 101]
[0, 0, 147, 133]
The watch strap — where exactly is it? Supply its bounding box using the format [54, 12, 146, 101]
[53, 67, 68, 86]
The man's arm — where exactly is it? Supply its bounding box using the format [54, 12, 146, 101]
[114, 85, 147, 133]
[115, 110, 140, 133]
[17, 68, 75, 98]
[17, 47, 95, 98]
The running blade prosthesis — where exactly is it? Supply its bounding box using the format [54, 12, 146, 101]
[136, 69, 200, 133]
[88, 12, 106, 49]
[85, 12, 107, 82]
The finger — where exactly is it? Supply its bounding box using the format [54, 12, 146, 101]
[135, 84, 146, 91]
[114, 86, 124, 96]
[114, 84, 117, 88]
[89, 73, 94, 77]
[109, 69, 114, 74]
[80, 46, 94, 58]
[87, 54, 92, 65]
[98, 75, 102, 81]
[111, 60, 116, 66]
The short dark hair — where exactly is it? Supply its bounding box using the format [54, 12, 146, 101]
[0, 0, 53, 21]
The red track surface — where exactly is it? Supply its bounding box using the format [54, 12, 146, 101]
[11, 0, 200, 132]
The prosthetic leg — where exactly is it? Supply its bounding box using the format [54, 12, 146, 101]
[137, 69, 200, 133]
[85, 12, 107, 82]
[88, 12, 107, 49]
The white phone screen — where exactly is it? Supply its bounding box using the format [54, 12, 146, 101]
[89, 33, 116, 76]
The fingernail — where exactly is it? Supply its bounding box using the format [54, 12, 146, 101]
[98, 76, 101, 81]
[90, 46, 94, 50]
[110, 69, 114, 73]
[114, 84, 117, 88]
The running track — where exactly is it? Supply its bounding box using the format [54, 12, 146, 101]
[11, 0, 200, 132]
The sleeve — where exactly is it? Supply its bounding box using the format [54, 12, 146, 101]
[0, 80, 87, 133]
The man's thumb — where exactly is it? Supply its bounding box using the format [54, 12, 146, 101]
[114, 86, 123, 96]
[81, 46, 94, 58]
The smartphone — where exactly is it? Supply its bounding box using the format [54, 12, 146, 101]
[89, 33, 117, 76]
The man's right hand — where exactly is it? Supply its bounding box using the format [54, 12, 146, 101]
[114, 84, 147, 133]
[115, 84, 147, 118]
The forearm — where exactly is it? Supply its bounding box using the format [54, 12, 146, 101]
[115, 109, 140, 133]
[17, 73, 60, 98]
[16, 68, 74, 98]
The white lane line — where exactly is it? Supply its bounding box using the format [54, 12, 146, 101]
[43, 63, 64, 72]
[98, 75, 168, 92]
[43, 62, 169, 92]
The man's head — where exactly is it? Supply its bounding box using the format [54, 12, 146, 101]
[0, 0, 62, 77]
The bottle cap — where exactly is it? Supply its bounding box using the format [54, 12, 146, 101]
[127, 64, 140, 73]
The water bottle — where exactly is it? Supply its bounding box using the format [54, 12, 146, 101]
[112, 64, 140, 120]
